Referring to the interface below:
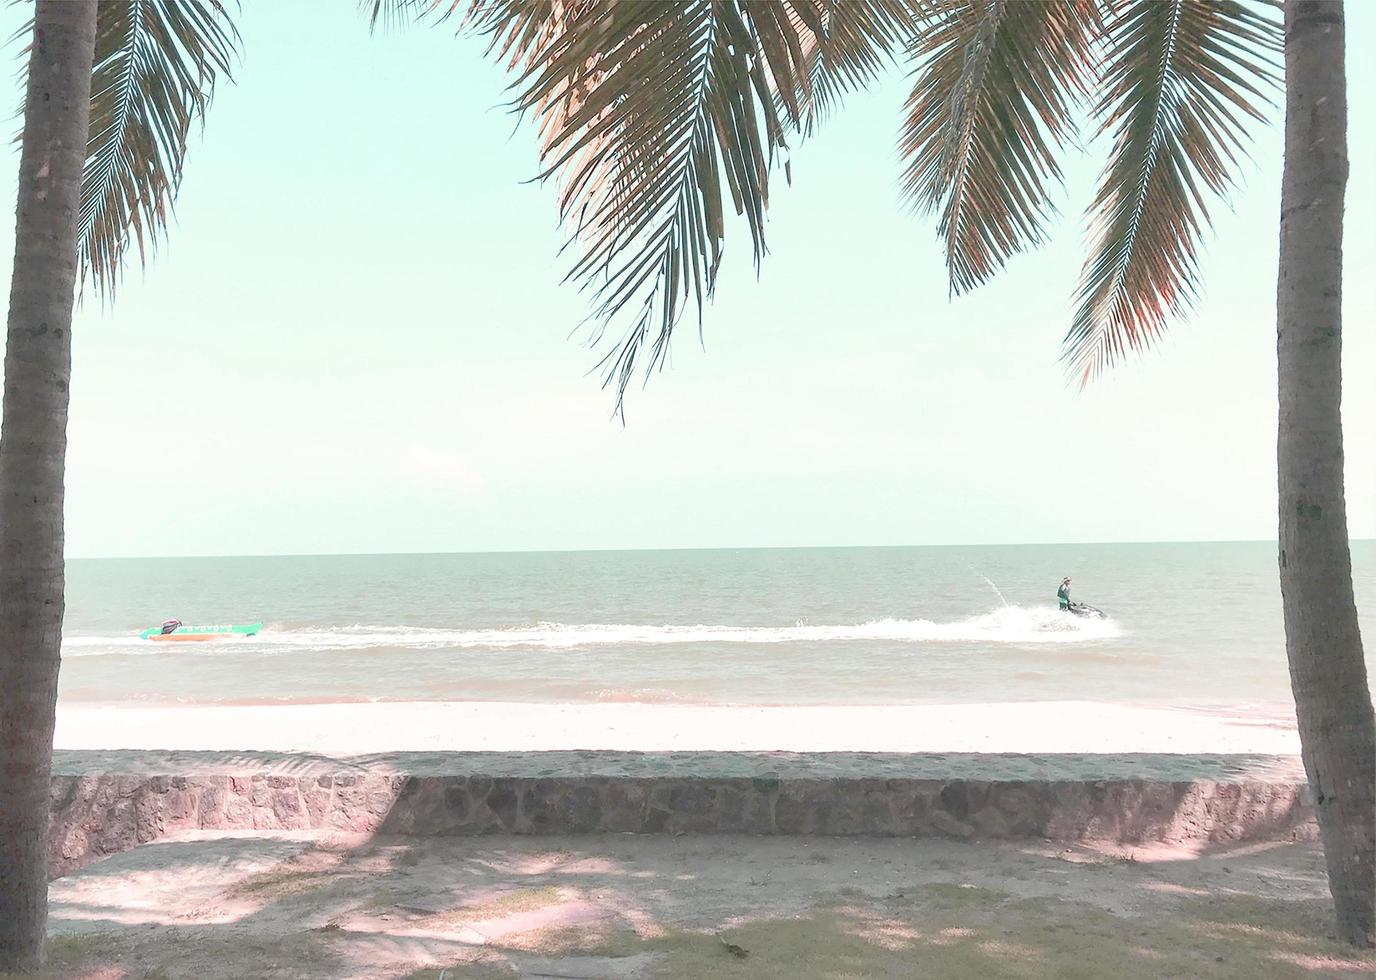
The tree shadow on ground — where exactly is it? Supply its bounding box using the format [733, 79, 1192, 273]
[30, 747, 1356, 978]
[28, 830, 1376, 980]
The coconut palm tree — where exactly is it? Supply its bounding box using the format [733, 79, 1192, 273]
[1274, 0, 1372, 948]
[1, 0, 865, 967]
[0, 1, 236, 970]
[0, 5, 98, 969]
[895, 1, 1370, 941]
[442, 0, 1370, 944]
[1, 0, 889, 967]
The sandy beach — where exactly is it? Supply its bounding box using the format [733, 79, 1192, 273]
[45, 832, 1374, 979]
[54, 700, 1301, 755]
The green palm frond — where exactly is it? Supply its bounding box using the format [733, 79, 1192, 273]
[360, 0, 461, 32]
[81, 0, 239, 295]
[900, 0, 1100, 296]
[466, 0, 567, 72]
[371, 1, 907, 409]
[788, 0, 919, 134]
[470, 0, 832, 412]
[1066, 0, 1279, 383]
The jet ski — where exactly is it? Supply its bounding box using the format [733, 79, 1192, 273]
[1066, 602, 1105, 619]
[138, 619, 262, 642]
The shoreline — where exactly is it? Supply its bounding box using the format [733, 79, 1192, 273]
[54, 699, 1301, 755]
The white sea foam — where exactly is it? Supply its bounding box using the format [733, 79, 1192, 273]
[61, 605, 1119, 656]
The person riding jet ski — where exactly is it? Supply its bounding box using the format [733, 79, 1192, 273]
[1057, 577, 1105, 618]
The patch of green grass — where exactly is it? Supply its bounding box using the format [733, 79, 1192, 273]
[46, 932, 118, 958]
[414, 885, 565, 926]
[229, 879, 1376, 980]
[230, 866, 339, 900]
[0, 932, 125, 980]
[493, 922, 640, 957]
[636, 885, 1376, 980]
[29, 929, 342, 980]
[228, 864, 341, 902]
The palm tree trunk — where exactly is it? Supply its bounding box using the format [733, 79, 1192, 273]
[0, 1, 97, 972]
[1278, 0, 1375, 949]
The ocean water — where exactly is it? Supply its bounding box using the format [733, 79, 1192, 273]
[59, 542, 1376, 712]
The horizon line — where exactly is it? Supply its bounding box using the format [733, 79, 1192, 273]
[63, 537, 1374, 562]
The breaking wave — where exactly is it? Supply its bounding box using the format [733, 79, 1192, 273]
[62, 605, 1119, 656]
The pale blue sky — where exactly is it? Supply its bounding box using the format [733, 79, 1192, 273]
[3, 1, 1372, 558]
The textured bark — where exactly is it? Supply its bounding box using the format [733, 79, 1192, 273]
[1278, 0, 1375, 948]
[0, 1, 97, 972]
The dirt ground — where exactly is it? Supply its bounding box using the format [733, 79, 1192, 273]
[22, 831, 1375, 979]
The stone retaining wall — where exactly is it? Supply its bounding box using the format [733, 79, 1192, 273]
[49, 750, 1315, 878]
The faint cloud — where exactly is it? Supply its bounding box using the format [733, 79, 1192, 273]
[404, 444, 484, 491]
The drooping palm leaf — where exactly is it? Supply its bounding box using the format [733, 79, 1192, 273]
[462, 1, 921, 411]
[465, 0, 568, 73]
[361, 0, 459, 32]
[461, 1, 807, 411]
[80, 0, 239, 295]
[900, 0, 1100, 297]
[366, 1, 909, 408]
[788, 0, 919, 135]
[1066, 0, 1279, 383]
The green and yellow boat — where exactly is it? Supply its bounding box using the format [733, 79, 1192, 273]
[138, 620, 262, 642]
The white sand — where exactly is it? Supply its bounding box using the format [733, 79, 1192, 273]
[53, 700, 1300, 755]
